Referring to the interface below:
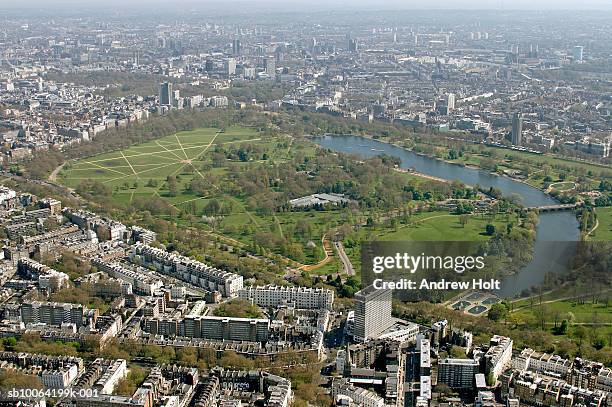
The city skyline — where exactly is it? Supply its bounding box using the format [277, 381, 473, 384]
[1, 0, 611, 10]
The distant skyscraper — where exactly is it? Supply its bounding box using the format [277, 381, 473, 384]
[447, 93, 456, 111]
[225, 58, 236, 76]
[348, 38, 358, 53]
[354, 285, 393, 342]
[512, 113, 523, 146]
[205, 59, 214, 72]
[159, 82, 173, 106]
[232, 39, 241, 56]
[309, 37, 317, 51]
[263, 57, 276, 76]
[573, 46, 584, 63]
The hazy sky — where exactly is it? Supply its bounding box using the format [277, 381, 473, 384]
[1, 0, 611, 9]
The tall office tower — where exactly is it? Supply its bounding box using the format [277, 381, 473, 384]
[573, 45, 584, 62]
[354, 285, 393, 342]
[511, 113, 523, 146]
[263, 57, 276, 76]
[309, 37, 317, 50]
[232, 39, 241, 56]
[447, 93, 456, 111]
[205, 59, 214, 72]
[159, 82, 173, 106]
[225, 57, 236, 76]
[348, 38, 358, 53]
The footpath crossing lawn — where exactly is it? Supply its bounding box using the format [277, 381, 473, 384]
[59, 127, 260, 206]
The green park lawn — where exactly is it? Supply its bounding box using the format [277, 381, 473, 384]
[59, 127, 261, 206]
[512, 299, 612, 325]
[377, 212, 512, 241]
[591, 207, 612, 241]
[58, 127, 345, 264]
[61, 127, 219, 188]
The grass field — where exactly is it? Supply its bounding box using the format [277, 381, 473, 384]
[59, 127, 260, 207]
[377, 212, 512, 241]
[339, 210, 519, 277]
[592, 207, 612, 241]
[513, 300, 612, 324]
[58, 127, 345, 264]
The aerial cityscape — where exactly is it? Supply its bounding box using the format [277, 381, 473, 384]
[0, 1, 610, 407]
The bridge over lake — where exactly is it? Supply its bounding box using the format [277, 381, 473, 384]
[526, 203, 583, 212]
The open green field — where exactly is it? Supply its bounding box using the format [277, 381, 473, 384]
[548, 182, 576, 192]
[378, 212, 512, 241]
[58, 127, 343, 264]
[340, 210, 519, 276]
[59, 127, 261, 206]
[513, 299, 612, 324]
[592, 207, 612, 241]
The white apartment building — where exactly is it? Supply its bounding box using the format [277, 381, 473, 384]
[238, 285, 334, 310]
[96, 359, 127, 395]
[38, 270, 70, 293]
[94, 260, 163, 296]
[41, 363, 79, 389]
[331, 379, 384, 407]
[134, 244, 243, 297]
[596, 367, 612, 392]
[512, 348, 571, 377]
[485, 335, 513, 381]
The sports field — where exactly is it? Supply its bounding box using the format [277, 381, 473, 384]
[59, 127, 260, 207]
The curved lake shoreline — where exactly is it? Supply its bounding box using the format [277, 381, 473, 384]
[311, 134, 580, 298]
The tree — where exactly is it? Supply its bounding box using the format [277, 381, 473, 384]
[486, 372, 496, 386]
[177, 347, 199, 366]
[555, 319, 569, 335]
[113, 366, 148, 396]
[219, 350, 255, 370]
[204, 199, 221, 215]
[488, 303, 508, 322]
[485, 224, 496, 236]
[436, 383, 454, 395]
[213, 299, 263, 318]
[449, 345, 467, 358]
[459, 214, 469, 228]
[0, 371, 43, 390]
[166, 176, 178, 197]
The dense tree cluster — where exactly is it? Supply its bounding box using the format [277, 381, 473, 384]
[213, 299, 263, 318]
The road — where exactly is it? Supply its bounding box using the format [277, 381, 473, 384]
[334, 241, 355, 276]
